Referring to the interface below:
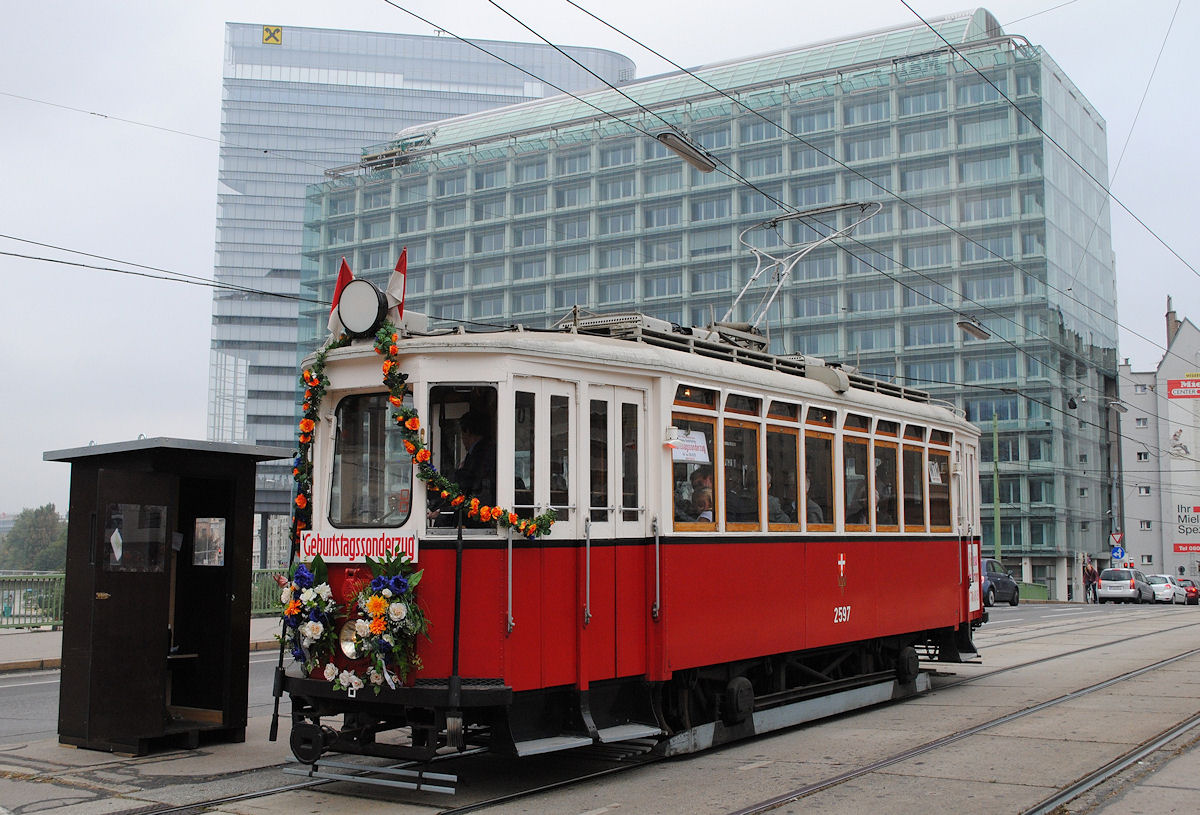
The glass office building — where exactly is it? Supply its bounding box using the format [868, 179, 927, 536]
[207, 23, 635, 538]
[302, 9, 1119, 597]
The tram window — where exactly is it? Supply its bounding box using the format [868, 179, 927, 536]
[590, 399, 608, 522]
[843, 437, 870, 528]
[330, 393, 414, 528]
[671, 414, 716, 527]
[928, 450, 951, 530]
[724, 421, 761, 528]
[929, 429, 951, 446]
[768, 400, 799, 421]
[725, 393, 762, 416]
[427, 386, 497, 529]
[875, 443, 899, 528]
[675, 384, 717, 409]
[904, 424, 926, 441]
[621, 402, 639, 522]
[806, 406, 834, 426]
[877, 420, 898, 437]
[903, 446, 926, 531]
[844, 413, 870, 431]
[514, 391, 535, 515]
[766, 427, 799, 526]
[804, 432, 834, 528]
[551, 395, 571, 520]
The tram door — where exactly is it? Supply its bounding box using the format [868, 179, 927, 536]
[584, 386, 647, 681]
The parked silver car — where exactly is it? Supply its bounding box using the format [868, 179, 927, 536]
[1096, 568, 1154, 604]
[1147, 574, 1187, 604]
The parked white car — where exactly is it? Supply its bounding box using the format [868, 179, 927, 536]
[1147, 574, 1187, 604]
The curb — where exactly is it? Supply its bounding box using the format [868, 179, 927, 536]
[0, 642, 279, 675]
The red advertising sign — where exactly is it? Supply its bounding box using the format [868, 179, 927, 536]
[1173, 544, 1200, 553]
[1167, 379, 1200, 399]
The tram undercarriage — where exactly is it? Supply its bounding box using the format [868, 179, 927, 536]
[282, 622, 977, 764]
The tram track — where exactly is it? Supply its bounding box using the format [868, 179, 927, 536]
[978, 605, 1198, 649]
[726, 647, 1200, 815]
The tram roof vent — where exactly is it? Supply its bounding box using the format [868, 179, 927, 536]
[553, 310, 677, 338]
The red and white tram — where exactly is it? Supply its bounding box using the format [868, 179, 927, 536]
[276, 293, 983, 763]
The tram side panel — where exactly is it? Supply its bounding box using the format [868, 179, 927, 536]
[660, 538, 810, 671]
[411, 547, 506, 680]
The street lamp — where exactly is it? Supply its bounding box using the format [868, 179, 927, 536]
[656, 131, 717, 173]
[956, 316, 990, 340]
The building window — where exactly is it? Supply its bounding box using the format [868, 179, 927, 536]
[1134, 383, 1148, 394]
[1139, 520, 1153, 531]
[1141, 554, 1153, 565]
[436, 175, 465, 196]
[794, 294, 834, 317]
[555, 184, 591, 208]
[644, 167, 682, 193]
[555, 250, 589, 275]
[472, 293, 504, 319]
[599, 244, 634, 269]
[599, 176, 635, 201]
[513, 257, 545, 280]
[1135, 417, 1149, 428]
[905, 320, 952, 347]
[696, 128, 730, 150]
[599, 210, 634, 235]
[599, 143, 634, 168]
[644, 273, 681, 299]
[844, 133, 891, 161]
[844, 97, 889, 125]
[1136, 451, 1150, 462]
[691, 196, 731, 221]
[792, 107, 834, 133]
[1137, 486, 1151, 496]
[512, 224, 546, 247]
[473, 262, 504, 285]
[516, 160, 546, 182]
[513, 190, 547, 214]
[554, 284, 590, 309]
[475, 197, 506, 221]
[848, 286, 893, 312]
[644, 204, 681, 228]
[644, 238, 681, 261]
[556, 152, 590, 175]
[740, 117, 782, 142]
[473, 230, 504, 253]
[474, 166, 506, 190]
[899, 86, 946, 115]
[558, 215, 590, 239]
[515, 289, 545, 313]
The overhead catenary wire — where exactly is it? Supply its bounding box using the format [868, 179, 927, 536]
[553, 0, 1198, 441]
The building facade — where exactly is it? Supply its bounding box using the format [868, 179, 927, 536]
[302, 9, 1120, 598]
[1119, 301, 1200, 580]
[206, 22, 635, 555]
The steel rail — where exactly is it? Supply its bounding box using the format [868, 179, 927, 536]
[1022, 711, 1200, 815]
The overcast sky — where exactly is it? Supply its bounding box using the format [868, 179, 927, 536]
[1, 0, 1196, 514]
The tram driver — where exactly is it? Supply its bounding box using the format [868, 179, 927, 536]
[428, 409, 497, 527]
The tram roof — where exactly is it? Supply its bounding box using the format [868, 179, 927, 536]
[324, 311, 967, 425]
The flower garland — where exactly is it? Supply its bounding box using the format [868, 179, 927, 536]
[328, 551, 429, 694]
[278, 558, 338, 674]
[370, 321, 558, 538]
[290, 335, 349, 548]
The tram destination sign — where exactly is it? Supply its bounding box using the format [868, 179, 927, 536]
[300, 530, 418, 563]
[1173, 505, 1200, 554]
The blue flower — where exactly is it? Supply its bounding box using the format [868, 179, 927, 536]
[376, 637, 393, 653]
[389, 575, 409, 595]
[308, 607, 323, 622]
[291, 645, 304, 660]
[370, 575, 390, 593]
[293, 564, 315, 589]
[285, 615, 300, 629]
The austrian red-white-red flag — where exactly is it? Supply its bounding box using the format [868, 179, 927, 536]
[385, 247, 408, 318]
[327, 257, 354, 335]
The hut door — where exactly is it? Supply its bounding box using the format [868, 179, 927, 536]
[90, 468, 176, 745]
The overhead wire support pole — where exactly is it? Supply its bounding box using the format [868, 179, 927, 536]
[724, 202, 882, 330]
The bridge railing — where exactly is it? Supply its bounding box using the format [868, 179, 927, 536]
[0, 574, 65, 629]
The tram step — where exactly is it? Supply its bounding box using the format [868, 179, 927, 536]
[596, 723, 663, 743]
[512, 734, 594, 756]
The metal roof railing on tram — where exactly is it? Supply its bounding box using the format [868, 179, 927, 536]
[554, 311, 934, 407]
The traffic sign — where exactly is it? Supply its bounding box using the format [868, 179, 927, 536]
[1110, 532, 1124, 547]
[1111, 545, 1125, 560]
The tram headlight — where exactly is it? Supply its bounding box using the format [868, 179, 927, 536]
[339, 620, 359, 659]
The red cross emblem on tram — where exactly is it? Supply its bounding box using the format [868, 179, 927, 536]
[837, 552, 847, 595]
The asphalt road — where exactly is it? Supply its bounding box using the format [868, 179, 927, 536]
[0, 651, 282, 745]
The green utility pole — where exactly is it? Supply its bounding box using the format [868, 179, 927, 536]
[993, 415, 1001, 562]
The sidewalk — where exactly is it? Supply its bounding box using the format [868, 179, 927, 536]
[0, 616, 283, 673]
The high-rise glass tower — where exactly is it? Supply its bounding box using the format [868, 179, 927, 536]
[302, 9, 1120, 598]
[207, 23, 635, 535]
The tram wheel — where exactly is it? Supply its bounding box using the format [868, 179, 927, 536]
[895, 646, 920, 685]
